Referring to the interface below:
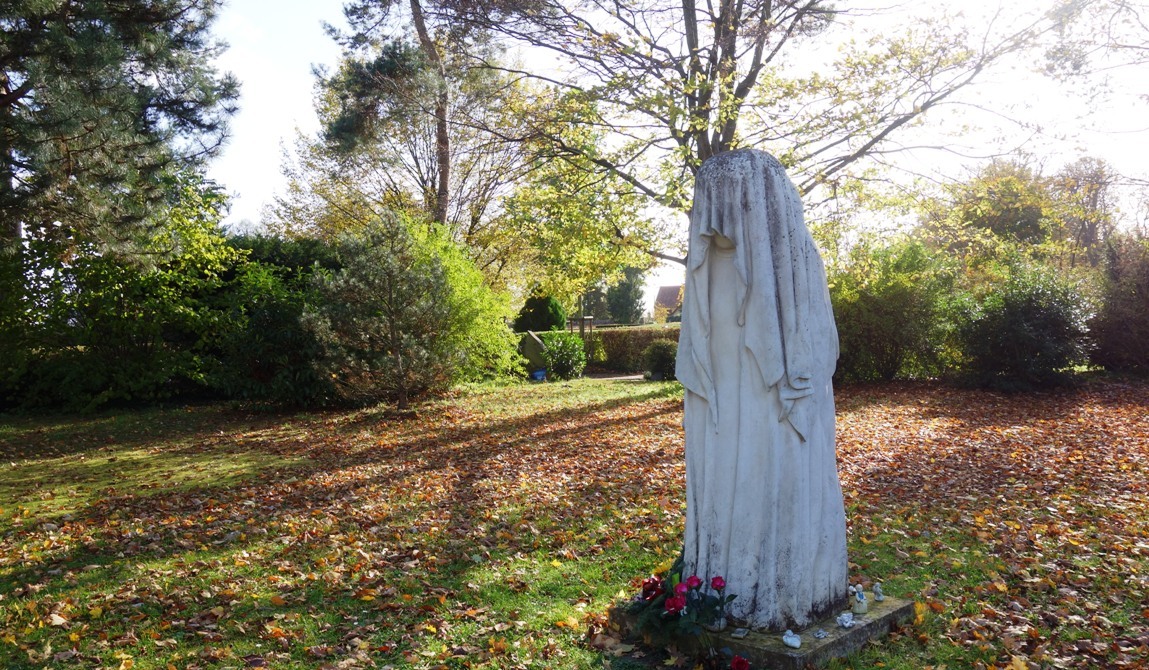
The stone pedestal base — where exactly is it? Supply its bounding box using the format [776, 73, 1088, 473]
[611, 597, 914, 670]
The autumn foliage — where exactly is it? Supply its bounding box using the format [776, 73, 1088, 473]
[0, 377, 1146, 669]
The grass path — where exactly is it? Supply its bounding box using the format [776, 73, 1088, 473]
[0, 377, 1146, 669]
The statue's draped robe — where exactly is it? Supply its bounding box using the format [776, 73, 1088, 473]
[676, 150, 849, 631]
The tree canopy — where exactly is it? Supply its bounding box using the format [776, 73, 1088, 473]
[435, 0, 1078, 223]
[1, 0, 238, 249]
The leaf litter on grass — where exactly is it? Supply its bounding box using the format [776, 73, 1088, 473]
[834, 380, 1149, 670]
[0, 377, 1146, 669]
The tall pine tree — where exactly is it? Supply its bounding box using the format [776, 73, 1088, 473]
[607, 266, 645, 325]
[1, 0, 238, 250]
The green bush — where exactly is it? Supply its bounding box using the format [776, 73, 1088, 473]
[829, 239, 956, 382]
[539, 331, 586, 380]
[4, 177, 244, 410]
[419, 227, 521, 383]
[19, 250, 217, 409]
[956, 262, 1091, 390]
[212, 235, 338, 406]
[213, 261, 332, 406]
[1091, 235, 1149, 374]
[0, 245, 30, 409]
[642, 339, 677, 380]
[514, 294, 566, 332]
[227, 234, 341, 275]
[304, 215, 516, 409]
[596, 326, 681, 372]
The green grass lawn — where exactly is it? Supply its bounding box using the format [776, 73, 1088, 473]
[0, 377, 1146, 669]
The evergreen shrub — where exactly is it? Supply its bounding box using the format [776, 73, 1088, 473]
[0, 246, 29, 409]
[513, 294, 566, 332]
[1091, 235, 1149, 374]
[642, 339, 678, 380]
[305, 215, 516, 409]
[539, 331, 586, 380]
[956, 262, 1091, 390]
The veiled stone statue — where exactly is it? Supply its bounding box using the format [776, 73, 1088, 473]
[676, 149, 849, 631]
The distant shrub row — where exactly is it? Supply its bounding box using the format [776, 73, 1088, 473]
[563, 234, 1149, 389]
[588, 325, 681, 373]
[828, 235, 1149, 389]
[501, 231, 1149, 391]
[0, 215, 521, 411]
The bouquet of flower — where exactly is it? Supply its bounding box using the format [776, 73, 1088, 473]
[630, 560, 736, 641]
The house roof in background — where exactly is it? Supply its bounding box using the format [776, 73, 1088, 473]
[655, 285, 683, 310]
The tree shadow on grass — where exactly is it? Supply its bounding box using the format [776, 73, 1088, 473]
[7, 378, 1145, 667]
[0, 404, 308, 462]
[0, 382, 687, 667]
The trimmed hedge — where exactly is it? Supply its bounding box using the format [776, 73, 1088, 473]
[591, 325, 681, 372]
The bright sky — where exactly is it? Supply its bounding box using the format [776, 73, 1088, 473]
[208, 0, 343, 227]
[205, 0, 1148, 313]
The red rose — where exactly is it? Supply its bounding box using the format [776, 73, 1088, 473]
[674, 582, 689, 596]
[641, 576, 665, 601]
[730, 655, 750, 670]
[685, 575, 703, 590]
[664, 595, 686, 615]
[711, 576, 726, 591]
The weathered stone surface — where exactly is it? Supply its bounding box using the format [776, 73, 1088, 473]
[611, 596, 914, 670]
[676, 149, 848, 631]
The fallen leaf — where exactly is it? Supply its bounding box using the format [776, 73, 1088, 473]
[914, 601, 928, 626]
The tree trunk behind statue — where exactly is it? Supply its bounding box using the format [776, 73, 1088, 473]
[676, 149, 849, 632]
